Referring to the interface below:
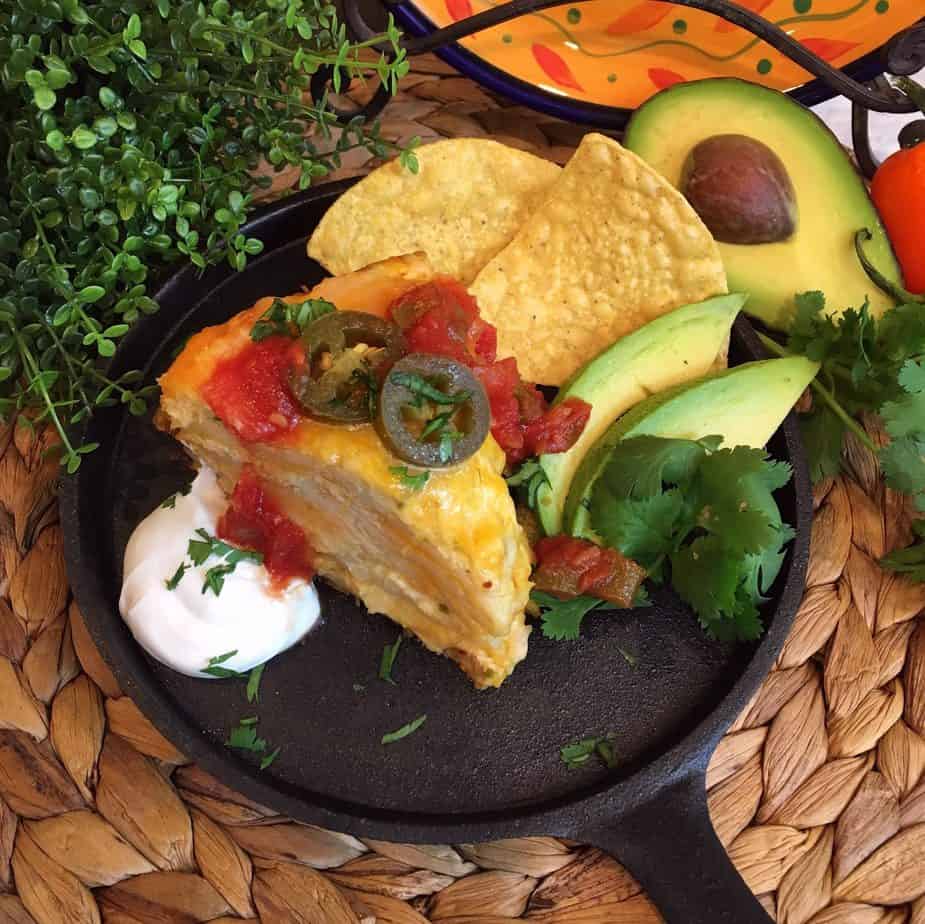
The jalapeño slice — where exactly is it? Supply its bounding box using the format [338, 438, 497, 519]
[377, 354, 490, 468]
[289, 311, 405, 423]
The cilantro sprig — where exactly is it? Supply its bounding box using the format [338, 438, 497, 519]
[590, 436, 795, 641]
[531, 591, 610, 641]
[761, 293, 925, 505]
[758, 292, 925, 581]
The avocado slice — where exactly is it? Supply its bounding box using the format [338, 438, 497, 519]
[623, 79, 902, 330]
[565, 355, 819, 540]
[536, 293, 745, 536]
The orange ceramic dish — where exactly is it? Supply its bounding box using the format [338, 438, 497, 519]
[407, 0, 921, 110]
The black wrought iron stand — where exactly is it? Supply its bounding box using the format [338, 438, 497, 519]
[327, 0, 924, 175]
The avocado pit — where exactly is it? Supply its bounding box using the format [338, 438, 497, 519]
[681, 134, 797, 245]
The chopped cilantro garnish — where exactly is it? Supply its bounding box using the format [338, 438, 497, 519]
[560, 735, 618, 770]
[165, 562, 188, 591]
[590, 436, 795, 641]
[226, 718, 267, 752]
[203, 650, 246, 678]
[160, 482, 192, 509]
[420, 409, 455, 440]
[260, 746, 281, 770]
[378, 633, 403, 684]
[250, 297, 335, 342]
[506, 460, 549, 510]
[389, 466, 430, 491]
[246, 663, 266, 703]
[207, 650, 238, 667]
[382, 714, 427, 744]
[531, 591, 608, 641]
[390, 371, 470, 408]
[437, 428, 462, 463]
[170, 529, 263, 598]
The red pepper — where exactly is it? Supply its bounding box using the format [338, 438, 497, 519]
[871, 80, 925, 294]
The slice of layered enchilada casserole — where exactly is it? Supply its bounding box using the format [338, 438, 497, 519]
[157, 254, 544, 688]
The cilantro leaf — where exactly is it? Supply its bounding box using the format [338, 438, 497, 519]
[799, 407, 845, 483]
[879, 438, 925, 496]
[202, 562, 235, 596]
[531, 590, 605, 641]
[880, 520, 925, 582]
[203, 649, 246, 678]
[390, 371, 470, 407]
[181, 530, 263, 596]
[260, 746, 281, 770]
[560, 735, 618, 770]
[226, 719, 267, 752]
[590, 490, 684, 579]
[165, 562, 188, 591]
[250, 297, 335, 341]
[593, 435, 712, 499]
[382, 714, 427, 744]
[207, 650, 238, 667]
[378, 633, 403, 684]
[187, 530, 214, 566]
[881, 388, 925, 441]
[506, 459, 549, 510]
[389, 466, 429, 491]
[160, 482, 192, 509]
[246, 663, 265, 703]
[899, 359, 925, 395]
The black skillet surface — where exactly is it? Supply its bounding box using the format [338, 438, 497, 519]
[61, 178, 812, 924]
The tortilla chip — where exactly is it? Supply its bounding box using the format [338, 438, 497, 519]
[307, 139, 560, 286]
[469, 134, 727, 386]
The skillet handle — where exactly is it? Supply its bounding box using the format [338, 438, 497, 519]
[580, 770, 771, 924]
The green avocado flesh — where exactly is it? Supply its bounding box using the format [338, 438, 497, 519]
[565, 355, 820, 540]
[623, 79, 902, 330]
[536, 293, 745, 536]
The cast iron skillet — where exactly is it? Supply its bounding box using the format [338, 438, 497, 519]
[60, 178, 811, 924]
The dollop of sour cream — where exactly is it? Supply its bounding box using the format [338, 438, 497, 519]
[119, 467, 319, 678]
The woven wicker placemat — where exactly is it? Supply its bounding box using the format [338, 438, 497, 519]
[1, 57, 924, 924]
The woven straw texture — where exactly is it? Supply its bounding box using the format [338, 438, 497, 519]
[1, 57, 925, 924]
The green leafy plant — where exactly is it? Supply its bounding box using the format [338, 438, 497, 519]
[0, 0, 414, 472]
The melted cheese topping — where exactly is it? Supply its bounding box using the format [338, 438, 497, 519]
[158, 259, 533, 687]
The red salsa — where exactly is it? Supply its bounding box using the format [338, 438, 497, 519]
[217, 467, 315, 588]
[533, 535, 646, 608]
[388, 279, 591, 465]
[202, 336, 304, 443]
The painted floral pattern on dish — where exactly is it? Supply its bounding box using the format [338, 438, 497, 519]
[409, 0, 920, 108]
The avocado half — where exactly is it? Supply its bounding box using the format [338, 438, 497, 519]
[623, 79, 902, 330]
[536, 293, 745, 536]
[565, 355, 820, 540]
